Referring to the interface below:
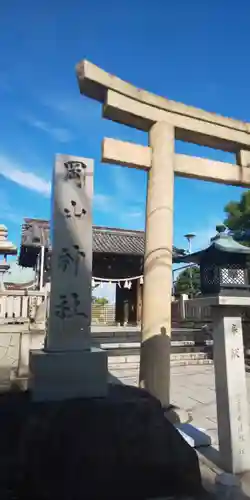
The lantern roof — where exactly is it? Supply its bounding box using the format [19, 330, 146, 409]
[180, 231, 250, 265]
[0, 224, 17, 256]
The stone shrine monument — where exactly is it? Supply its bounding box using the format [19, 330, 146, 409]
[0, 157, 202, 500]
[6, 157, 202, 498]
[29, 155, 107, 401]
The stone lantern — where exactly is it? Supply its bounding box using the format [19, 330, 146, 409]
[0, 224, 17, 290]
[182, 225, 250, 296]
[181, 225, 250, 474]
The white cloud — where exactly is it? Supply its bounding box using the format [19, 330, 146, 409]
[43, 95, 101, 126]
[0, 154, 51, 197]
[0, 152, 134, 222]
[23, 115, 73, 143]
[0, 148, 145, 229]
[127, 210, 144, 218]
[94, 192, 145, 222]
[0, 153, 127, 225]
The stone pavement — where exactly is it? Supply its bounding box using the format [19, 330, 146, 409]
[114, 364, 250, 450]
[170, 365, 219, 448]
[113, 365, 250, 497]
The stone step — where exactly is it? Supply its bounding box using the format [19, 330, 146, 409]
[108, 352, 212, 366]
[92, 331, 212, 345]
[108, 353, 213, 377]
[170, 359, 213, 366]
[105, 344, 213, 357]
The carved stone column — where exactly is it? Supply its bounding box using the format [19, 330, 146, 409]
[212, 304, 250, 473]
[29, 155, 107, 401]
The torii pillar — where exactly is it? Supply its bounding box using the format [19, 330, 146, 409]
[76, 59, 250, 407]
[139, 122, 174, 406]
[100, 126, 174, 406]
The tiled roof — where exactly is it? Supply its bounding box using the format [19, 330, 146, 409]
[93, 226, 144, 255]
[20, 219, 186, 260]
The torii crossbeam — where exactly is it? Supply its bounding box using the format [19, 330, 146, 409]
[76, 59, 250, 407]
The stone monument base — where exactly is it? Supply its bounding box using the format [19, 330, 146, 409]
[0, 385, 203, 499]
[29, 347, 108, 401]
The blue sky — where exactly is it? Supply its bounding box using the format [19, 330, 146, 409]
[1, 0, 250, 283]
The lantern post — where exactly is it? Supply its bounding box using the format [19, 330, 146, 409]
[181, 227, 250, 474]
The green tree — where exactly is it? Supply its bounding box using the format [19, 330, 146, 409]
[224, 191, 250, 246]
[92, 297, 109, 305]
[174, 266, 200, 296]
[91, 296, 110, 322]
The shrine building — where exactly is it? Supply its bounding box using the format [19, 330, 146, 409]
[18, 218, 186, 325]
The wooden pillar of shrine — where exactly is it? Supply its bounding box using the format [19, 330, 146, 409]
[115, 280, 138, 325]
[136, 279, 143, 325]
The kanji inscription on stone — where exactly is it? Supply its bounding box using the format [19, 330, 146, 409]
[58, 245, 85, 276]
[64, 200, 87, 219]
[55, 293, 88, 319]
[231, 347, 241, 360]
[64, 160, 87, 188]
[235, 395, 246, 452]
[231, 323, 239, 335]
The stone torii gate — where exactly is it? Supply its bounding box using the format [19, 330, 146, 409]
[76, 60, 250, 408]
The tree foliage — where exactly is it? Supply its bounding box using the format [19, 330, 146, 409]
[174, 266, 200, 296]
[92, 297, 109, 305]
[224, 191, 250, 246]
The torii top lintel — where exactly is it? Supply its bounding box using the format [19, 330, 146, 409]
[76, 59, 250, 153]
